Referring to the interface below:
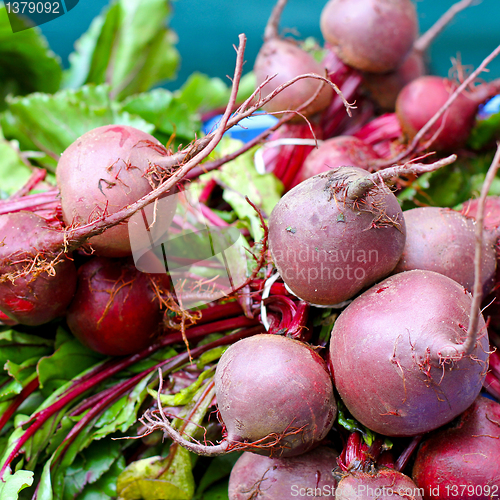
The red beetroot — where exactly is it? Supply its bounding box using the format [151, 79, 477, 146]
[66, 256, 164, 356]
[329, 270, 489, 437]
[461, 196, 500, 233]
[254, 38, 333, 119]
[293, 135, 380, 185]
[362, 50, 427, 111]
[56, 125, 170, 258]
[228, 446, 339, 499]
[320, 0, 418, 74]
[268, 166, 406, 306]
[393, 206, 497, 296]
[412, 396, 500, 499]
[0, 211, 77, 326]
[214, 334, 336, 457]
[395, 76, 497, 151]
[336, 468, 423, 499]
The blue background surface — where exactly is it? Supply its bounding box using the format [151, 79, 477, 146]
[38, 0, 500, 91]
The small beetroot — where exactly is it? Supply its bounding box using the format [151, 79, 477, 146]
[0, 211, 77, 326]
[228, 446, 339, 499]
[66, 256, 164, 356]
[412, 396, 500, 499]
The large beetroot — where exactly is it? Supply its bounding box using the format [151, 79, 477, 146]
[268, 166, 406, 306]
[329, 270, 489, 437]
[143, 333, 337, 458]
[393, 206, 497, 296]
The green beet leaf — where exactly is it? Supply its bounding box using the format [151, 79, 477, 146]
[116, 446, 195, 500]
[0, 84, 154, 171]
[0, 7, 62, 110]
[0, 468, 34, 500]
[62, 0, 179, 100]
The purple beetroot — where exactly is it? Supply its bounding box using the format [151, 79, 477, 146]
[254, 0, 332, 119]
[66, 256, 164, 356]
[293, 135, 380, 185]
[151, 333, 337, 458]
[396, 76, 498, 151]
[56, 124, 170, 258]
[393, 206, 497, 296]
[268, 166, 406, 306]
[329, 270, 489, 437]
[320, 0, 418, 74]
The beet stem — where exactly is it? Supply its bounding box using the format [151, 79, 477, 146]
[346, 154, 457, 200]
[264, 0, 288, 41]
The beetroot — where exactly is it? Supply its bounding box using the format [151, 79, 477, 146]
[320, 0, 418, 73]
[330, 270, 489, 437]
[293, 135, 380, 185]
[150, 333, 336, 458]
[362, 50, 426, 111]
[268, 166, 406, 306]
[214, 334, 336, 457]
[396, 76, 497, 151]
[66, 256, 164, 356]
[336, 468, 423, 499]
[56, 125, 169, 258]
[228, 446, 339, 499]
[393, 206, 497, 296]
[412, 396, 500, 499]
[0, 211, 77, 326]
[461, 195, 500, 233]
[254, 38, 333, 119]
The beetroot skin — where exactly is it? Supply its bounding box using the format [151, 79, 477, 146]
[268, 167, 406, 306]
[254, 38, 333, 119]
[396, 76, 487, 151]
[393, 206, 497, 296]
[57, 125, 168, 257]
[412, 396, 500, 499]
[214, 334, 336, 458]
[329, 270, 489, 437]
[66, 256, 164, 356]
[294, 136, 380, 185]
[320, 0, 418, 73]
[228, 446, 339, 499]
[336, 468, 423, 500]
[0, 211, 77, 326]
